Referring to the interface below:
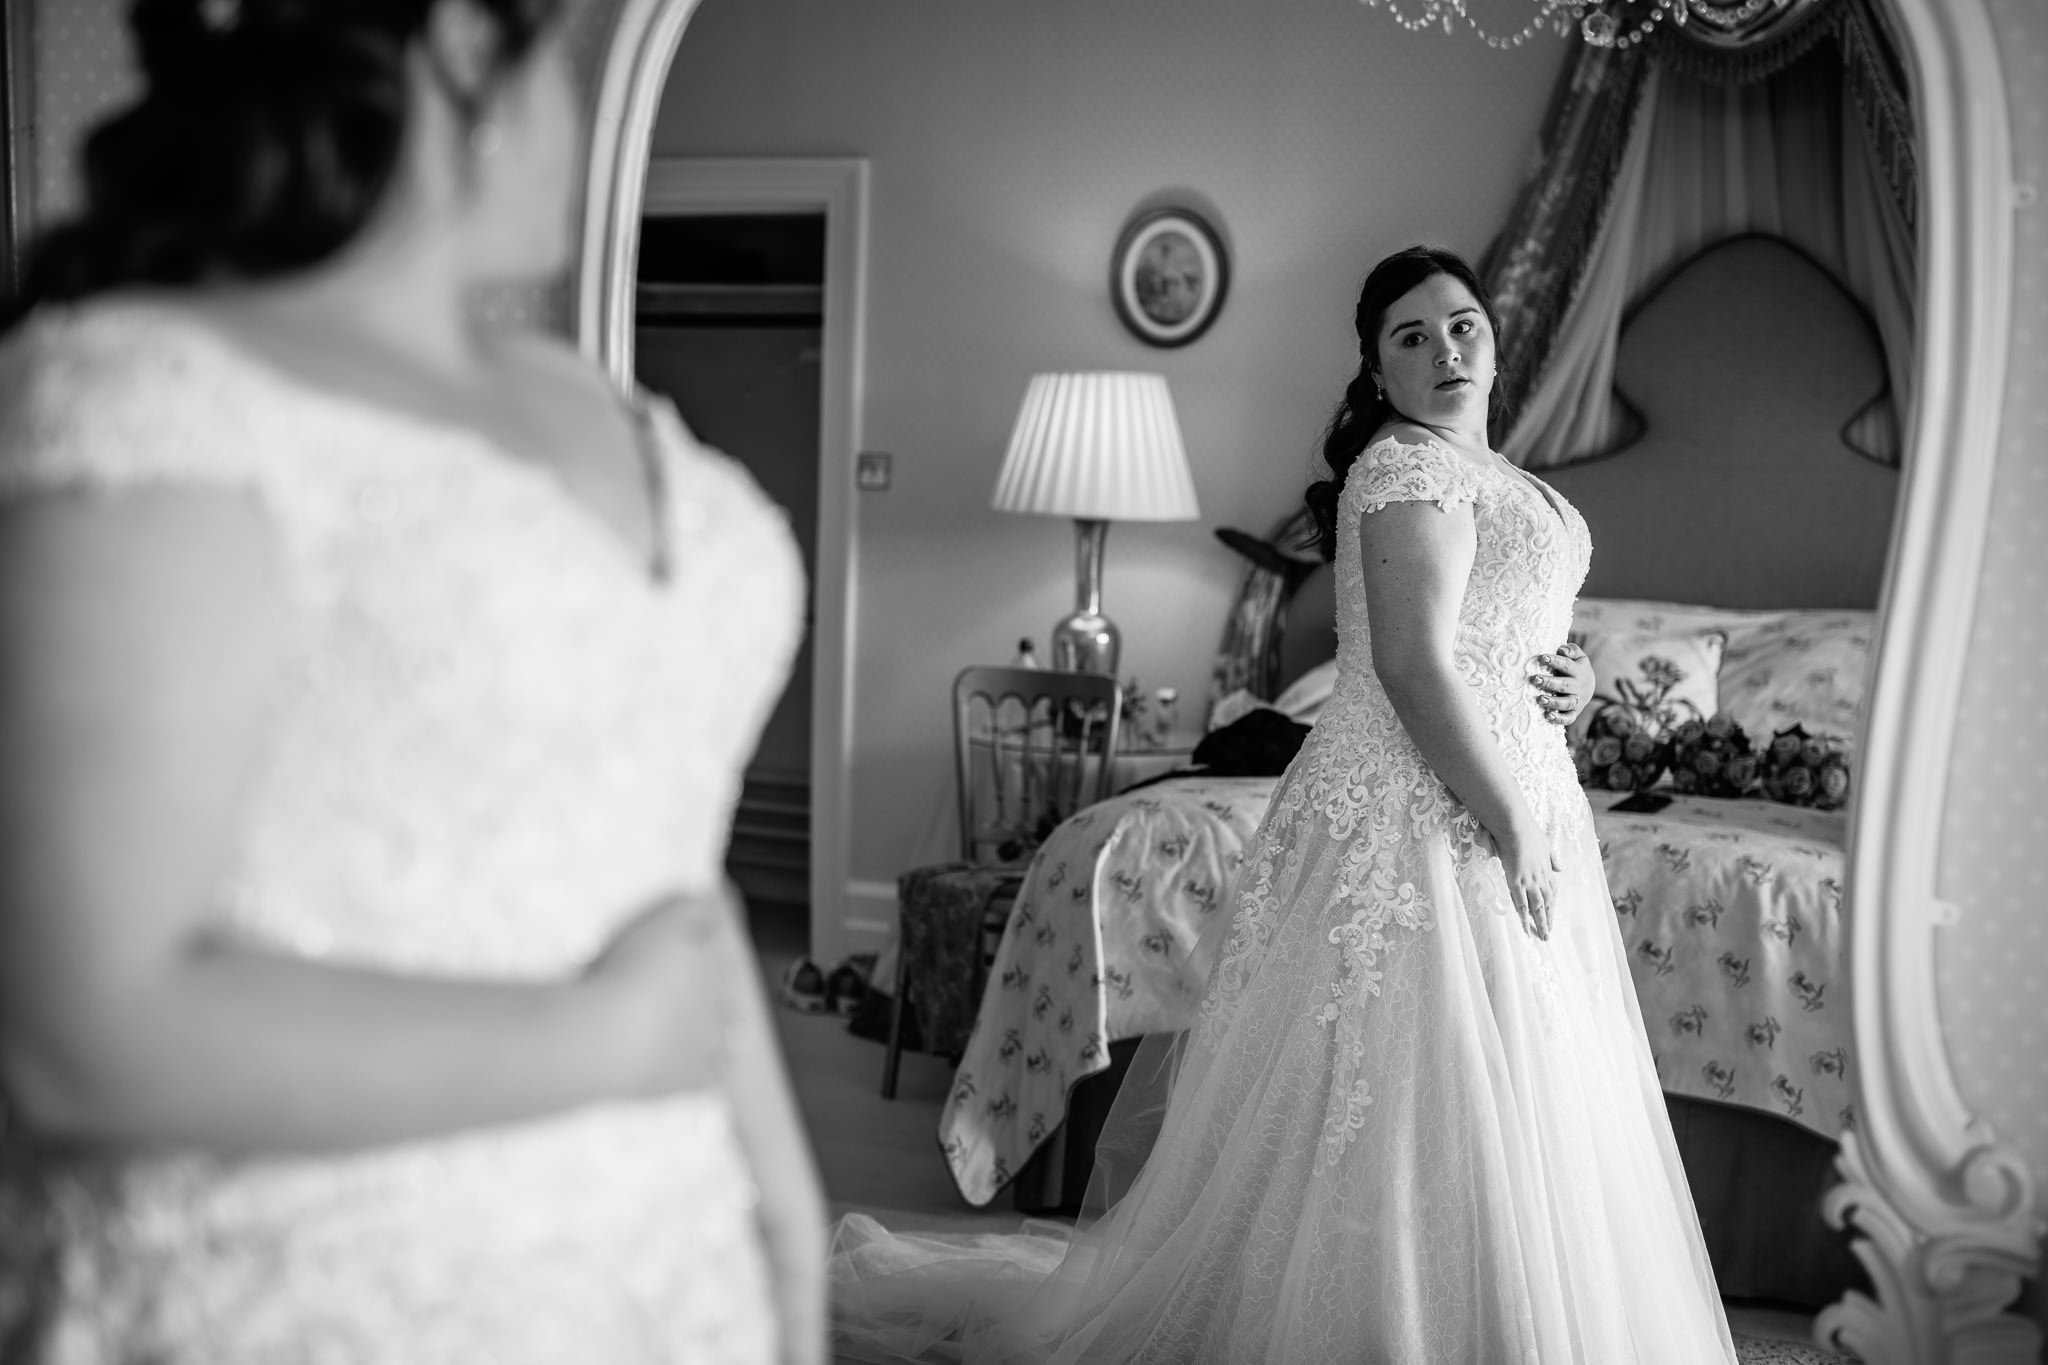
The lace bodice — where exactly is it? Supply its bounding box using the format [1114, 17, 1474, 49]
[1301, 433, 1593, 855]
[0, 302, 804, 970]
[0, 302, 802, 1361]
[1199, 434, 1596, 1148]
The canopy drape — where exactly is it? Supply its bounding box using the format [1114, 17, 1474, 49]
[1481, 0, 1916, 469]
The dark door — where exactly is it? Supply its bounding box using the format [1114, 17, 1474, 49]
[634, 213, 825, 908]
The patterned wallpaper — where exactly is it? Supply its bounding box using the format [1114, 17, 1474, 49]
[29, 0, 133, 220]
[1935, 0, 2048, 1238]
[18, 0, 2048, 1299]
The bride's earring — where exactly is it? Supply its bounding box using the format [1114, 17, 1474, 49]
[1373, 375, 1384, 401]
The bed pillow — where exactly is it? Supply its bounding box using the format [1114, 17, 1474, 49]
[1567, 628, 1726, 783]
[1571, 596, 1784, 642]
[1272, 658, 1340, 724]
[1716, 610, 1875, 755]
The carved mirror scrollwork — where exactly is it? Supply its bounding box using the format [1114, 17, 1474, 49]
[574, 2, 2043, 1360]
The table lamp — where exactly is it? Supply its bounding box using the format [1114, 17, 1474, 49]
[990, 372, 1201, 676]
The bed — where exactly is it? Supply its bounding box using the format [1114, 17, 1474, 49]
[935, 238, 1897, 1308]
[940, 751, 1859, 1184]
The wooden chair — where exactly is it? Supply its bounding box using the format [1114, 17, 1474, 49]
[880, 667, 1122, 1098]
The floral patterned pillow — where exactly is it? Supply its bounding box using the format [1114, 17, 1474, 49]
[1568, 599, 1875, 787]
[1571, 596, 1782, 641]
[1716, 611, 1875, 757]
[1566, 628, 1727, 779]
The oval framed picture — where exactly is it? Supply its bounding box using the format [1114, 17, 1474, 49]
[1110, 207, 1229, 348]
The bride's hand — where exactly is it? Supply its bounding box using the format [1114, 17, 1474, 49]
[1493, 823, 1563, 941]
[1529, 641, 1594, 728]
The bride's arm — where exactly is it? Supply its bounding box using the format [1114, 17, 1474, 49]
[706, 886, 828, 1365]
[1358, 499, 1560, 937]
[0, 490, 727, 1152]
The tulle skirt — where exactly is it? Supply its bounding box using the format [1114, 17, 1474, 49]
[832, 794, 1738, 1364]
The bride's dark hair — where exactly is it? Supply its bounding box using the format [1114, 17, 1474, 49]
[8, 0, 561, 321]
[1303, 245, 1509, 562]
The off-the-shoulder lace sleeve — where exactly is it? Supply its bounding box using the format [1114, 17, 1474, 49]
[1350, 435, 1482, 516]
[0, 307, 264, 502]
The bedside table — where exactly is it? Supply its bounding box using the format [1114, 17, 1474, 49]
[1107, 730, 1203, 789]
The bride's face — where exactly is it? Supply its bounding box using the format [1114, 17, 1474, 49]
[1374, 273, 1497, 430]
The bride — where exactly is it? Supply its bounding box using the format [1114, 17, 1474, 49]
[833, 245, 1739, 1363]
[0, 1, 821, 1359]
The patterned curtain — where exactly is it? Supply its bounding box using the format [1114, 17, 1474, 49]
[1482, 0, 1917, 469]
[1480, 41, 1658, 439]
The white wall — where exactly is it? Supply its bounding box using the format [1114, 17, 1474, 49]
[653, 0, 1571, 902]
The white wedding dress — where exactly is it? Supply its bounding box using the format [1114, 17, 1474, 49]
[832, 434, 1739, 1364]
[0, 302, 803, 1363]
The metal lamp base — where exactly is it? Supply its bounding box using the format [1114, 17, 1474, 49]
[1052, 518, 1120, 677]
[1052, 611, 1120, 677]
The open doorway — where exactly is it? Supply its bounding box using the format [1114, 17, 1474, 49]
[634, 212, 825, 910]
[618, 157, 867, 967]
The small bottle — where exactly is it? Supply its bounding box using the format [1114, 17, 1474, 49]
[1152, 687, 1179, 746]
[1013, 638, 1040, 669]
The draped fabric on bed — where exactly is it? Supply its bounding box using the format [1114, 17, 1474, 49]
[1481, 0, 1917, 468]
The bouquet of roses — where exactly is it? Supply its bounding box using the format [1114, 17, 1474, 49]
[1760, 724, 1853, 810]
[1665, 713, 1761, 798]
[1574, 704, 1670, 792]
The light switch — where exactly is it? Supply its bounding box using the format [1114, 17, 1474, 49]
[856, 451, 893, 491]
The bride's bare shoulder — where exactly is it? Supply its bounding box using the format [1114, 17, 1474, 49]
[1363, 422, 1456, 463]
[1375, 421, 1438, 446]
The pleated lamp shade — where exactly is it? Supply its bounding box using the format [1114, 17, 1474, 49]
[990, 373, 1200, 521]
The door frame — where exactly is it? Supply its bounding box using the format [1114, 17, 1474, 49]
[605, 156, 868, 967]
[2, 0, 37, 297]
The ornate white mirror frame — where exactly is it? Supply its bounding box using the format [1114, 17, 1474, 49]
[576, 0, 706, 375]
[1814, 2, 2043, 1361]
[574, 1, 2043, 1359]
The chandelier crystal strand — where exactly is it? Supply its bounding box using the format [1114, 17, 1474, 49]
[1359, 0, 1691, 49]
[1369, 0, 1581, 48]
[1573, 0, 1671, 47]
[1688, 0, 1776, 33]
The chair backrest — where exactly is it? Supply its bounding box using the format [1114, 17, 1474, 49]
[952, 666, 1123, 866]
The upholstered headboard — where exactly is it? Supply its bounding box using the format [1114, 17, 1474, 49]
[1212, 235, 1902, 707]
[1543, 235, 1899, 610]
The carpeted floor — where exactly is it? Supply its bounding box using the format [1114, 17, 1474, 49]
[748, 902, 1856, 1363]
[1730, 1339, 1851, 1364]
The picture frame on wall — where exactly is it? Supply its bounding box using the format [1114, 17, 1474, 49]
[1110, 206, 1228, 349]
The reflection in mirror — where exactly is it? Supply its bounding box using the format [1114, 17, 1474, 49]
[576, 0, 2038, 1360]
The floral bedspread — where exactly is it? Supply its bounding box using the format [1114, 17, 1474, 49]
[938, 776, 1274, 1205]
[1585, 788, 1853, 1139]
[939, 779, 1851, 1207]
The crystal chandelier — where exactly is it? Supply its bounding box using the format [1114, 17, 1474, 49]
[1357, 0, 1805, 51]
